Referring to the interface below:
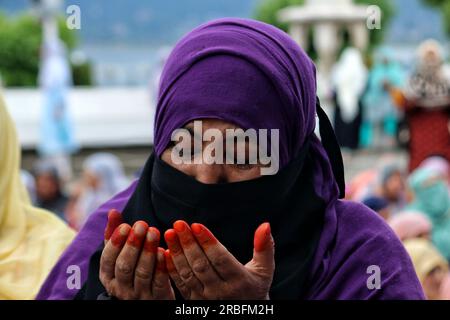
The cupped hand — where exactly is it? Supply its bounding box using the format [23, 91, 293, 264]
[164, 220, 275, 300]
[99, 209, 175, 300]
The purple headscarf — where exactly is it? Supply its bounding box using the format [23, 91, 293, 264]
[154, 17, 340, 202]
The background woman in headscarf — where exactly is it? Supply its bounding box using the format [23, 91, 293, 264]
[34, 161, 69, 221]
[37, 18, 423, 300]
[390, 39, 450, 171]
[66, 153, 129, 230]
[404, 238, 450, 300]
[388, 211, 432, 242]
[331, 47, 368, 152]
[419, 155, 450, 188]
[408, 167, 450, 262]
[362, 47, 405, 149]
[351, 162, 407, 215]
[0, 93, 75, 299]
[375, 164, 407, 215]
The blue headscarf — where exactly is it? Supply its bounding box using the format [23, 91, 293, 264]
[408, 167, 450, 260]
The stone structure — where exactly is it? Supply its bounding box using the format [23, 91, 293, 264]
[278, 0, 370, 76]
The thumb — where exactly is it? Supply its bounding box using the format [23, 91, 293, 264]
[247, 222, 275, 276]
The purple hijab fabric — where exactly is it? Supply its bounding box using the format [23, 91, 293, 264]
[155, 19, 316, 168]
[37, 18, 424, 300]
[154, 17, 340, 210]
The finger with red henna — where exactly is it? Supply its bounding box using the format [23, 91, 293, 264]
[152, 248, 175, 299]
[115, 221, 148, 288]
[173, 220, 220, 286]
[253, 222, 273, 253]
[134, 227, 160, 295]
[165, 249, 191, 299]
[164, 228, 203, 292]
[104, 209, 123, 245]
[100, 223, 131, 286]
[191, 223, 243, 280]
[248, 222, 275, 279]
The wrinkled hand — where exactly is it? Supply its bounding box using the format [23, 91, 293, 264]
[100, 209, 175, 300]
[164, 220, 275, 300]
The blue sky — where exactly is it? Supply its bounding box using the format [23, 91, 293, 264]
[0, 0, 446, 45]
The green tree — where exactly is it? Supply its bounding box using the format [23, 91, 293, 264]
[422, 0, 445, 6]
[0, 14, 42, 86]
[254, 0, 395, 52]
[254, 0, 303, 31]
[0, 13, 90, 87]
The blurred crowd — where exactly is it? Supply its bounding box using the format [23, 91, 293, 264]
[331, 40, 450, 172]
[333, 39, 450, 300]
[346, 155, 450, 299]
[21, 153, 131, 231]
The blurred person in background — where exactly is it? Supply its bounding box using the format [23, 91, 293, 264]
[419, 155, 450, 188]
[408, 167, 450, 262]
[362, 47, 405, 149]
[0, 94, 75, 299]
[390, 39, 450, 172]
[34, 161, 69, 222]
[66, 153, 129, 230]
[388, 210, 432, 242]
[38, 36, 78, 183]
[331, 47, 368, 153]
[404, 238, 450, 300]
[373, 164, 407, 215]
[345, 168, 378, 201]
[362, 196, 391, 220]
